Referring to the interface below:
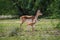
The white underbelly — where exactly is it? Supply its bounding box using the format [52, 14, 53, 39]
[26, 19, 32, 23]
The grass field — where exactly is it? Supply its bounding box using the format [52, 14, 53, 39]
[0, 19, 60, 40]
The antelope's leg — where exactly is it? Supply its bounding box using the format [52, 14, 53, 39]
[20, 21, 23, 28]
[32, 19, 35, 31]
[32, 25, 34, 31]
[26, 25, 31, 31]
[27, 23, 35, 31]
[20, 18, 25, 31]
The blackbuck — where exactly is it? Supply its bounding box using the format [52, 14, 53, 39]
[20, 10, 42, 31]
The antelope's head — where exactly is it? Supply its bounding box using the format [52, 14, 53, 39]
[36, 10, 43, 16]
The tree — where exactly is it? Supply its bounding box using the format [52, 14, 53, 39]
[0, 0, 60, 18]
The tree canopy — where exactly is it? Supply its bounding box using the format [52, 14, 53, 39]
[0, 0, 60, 18]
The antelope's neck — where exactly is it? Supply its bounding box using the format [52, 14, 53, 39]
[34, 14, 39, 20]
[32, 15, 38, 23]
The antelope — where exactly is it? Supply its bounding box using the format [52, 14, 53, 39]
[20, 10, 42, 31]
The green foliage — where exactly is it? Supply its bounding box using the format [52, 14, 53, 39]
[0, 0, 18, 15]
[0, 0, 60, 18]
[46, 0, 60, 18]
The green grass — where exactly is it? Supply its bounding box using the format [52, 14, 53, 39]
[0, 19, 60, 40]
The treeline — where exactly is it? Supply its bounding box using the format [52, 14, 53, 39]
[0, 0, 60, 18]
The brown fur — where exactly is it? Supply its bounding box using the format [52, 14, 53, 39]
[20, 10, 42, 31]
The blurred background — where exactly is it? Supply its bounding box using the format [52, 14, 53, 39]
[0, 0, 60, 19]
[0, 0, 60, 40]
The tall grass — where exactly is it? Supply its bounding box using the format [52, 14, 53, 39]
[0, 19, 60, 40]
